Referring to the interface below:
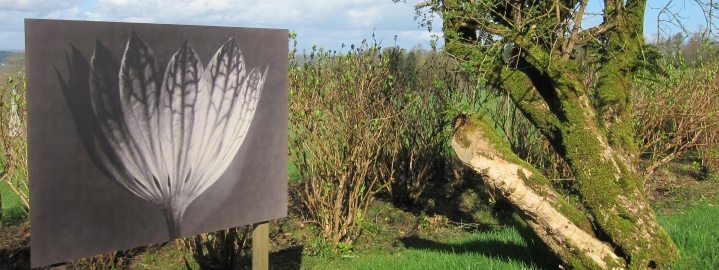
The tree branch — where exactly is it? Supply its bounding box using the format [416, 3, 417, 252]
[451, 113, 623, 269]
[575, 22, 617, 45]
[460, 18, 510, 36]
[495, 65, 565, 144]
[562, 0, 589, 59]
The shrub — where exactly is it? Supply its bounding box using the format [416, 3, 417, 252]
[382, 48, 466, 204]
[182, 226, 252, 269]
[288, 41, 401, 250]
[288, 39, 580, 248]
[634, 62, 719, 178]
[0, 75, 29, 214]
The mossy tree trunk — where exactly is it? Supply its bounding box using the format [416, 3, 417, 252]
[417, 0, 680, 268]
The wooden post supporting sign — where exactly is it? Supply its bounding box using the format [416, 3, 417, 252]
[49, 263, 67, 270]
[252, 222, 269, 270]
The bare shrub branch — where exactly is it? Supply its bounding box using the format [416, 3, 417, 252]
[634, 62, 719, 178]
[289, 41, 400, 249]
[0, 75, 29, 213]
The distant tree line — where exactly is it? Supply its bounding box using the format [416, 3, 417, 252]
[650, 30, 719, 67]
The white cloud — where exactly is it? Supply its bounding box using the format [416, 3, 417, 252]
[44, 7, 81, 19]
[0, 31, 24, 50]
[0, 11, 26, 32]
[397, 30, 440, 43]
[1, 0, 438, 51]
[83, 11, 104, 21]
[0, 0, 85, 11]
[89, 0, 435, 49]
[92, 0, 419, 30]
[346, 7, 384, 28]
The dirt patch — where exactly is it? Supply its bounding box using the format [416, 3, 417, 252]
[645, 162, 719, 214]
[0, 221, 30, 269]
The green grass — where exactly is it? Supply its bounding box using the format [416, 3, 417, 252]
[659, 203, 719, 269]
[298, 202, 719, 270]
[303, 222, 559, 270]
[288, 160, 302, 183]
[1, 181, 717, 269]
[0, 178, 27, 223]
[130, 244, 193, 270]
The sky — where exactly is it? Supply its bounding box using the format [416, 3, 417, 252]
[0, 0, 713, 51]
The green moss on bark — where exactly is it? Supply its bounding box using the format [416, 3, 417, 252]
[461, 113, 595, 233]
[548, 98, 678, 268]
[442, 0, 679, 267]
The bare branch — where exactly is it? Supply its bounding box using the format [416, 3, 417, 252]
[459, 18, 510, 36]
[451, 114, 623, 269]
[562, 0, 589, 60]
[414, 1, 431, 10]
[575, 22, 617, 45]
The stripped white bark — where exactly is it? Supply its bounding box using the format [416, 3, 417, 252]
[451, 115, 622, 269]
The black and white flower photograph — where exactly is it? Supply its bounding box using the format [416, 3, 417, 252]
[25, 19, 287, 267]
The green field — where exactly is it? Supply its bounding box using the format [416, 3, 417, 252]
[298, 201, 719, 270]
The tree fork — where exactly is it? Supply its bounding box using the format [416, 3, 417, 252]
[496, 63, 678, 268]
[428, 0, 681, 268]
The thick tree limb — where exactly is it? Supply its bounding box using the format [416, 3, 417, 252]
[575, 23, 617, 45]
[496, 66, 565, 144]
[451, 113, 623, 269]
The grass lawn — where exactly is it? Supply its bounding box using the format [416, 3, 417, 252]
[659, 203, 719, 269]
[0, 178, 27, 223]
[303, 223, 559, 270]
[301, 204, 719, 270]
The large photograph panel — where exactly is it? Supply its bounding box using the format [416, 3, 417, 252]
[26, 19, 288, 267]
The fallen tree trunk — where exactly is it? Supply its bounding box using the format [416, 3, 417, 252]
[452, 113, 627, 269]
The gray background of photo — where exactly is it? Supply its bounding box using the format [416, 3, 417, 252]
[25, 19, 288, 267]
